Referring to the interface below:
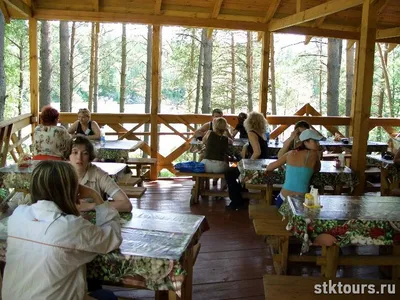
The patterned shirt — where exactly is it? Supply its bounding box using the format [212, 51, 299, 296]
[33, 125, 71, 158]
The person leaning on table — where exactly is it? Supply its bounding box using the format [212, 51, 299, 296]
[68, 108, 101, 140]
[68, 136, 132, 213]
[266, 129, 322, 209]
[2, 160, 121, 300]
[225, 112, 269, 211]
[194, 108, 233, 140]
[277, 120, 310, 158]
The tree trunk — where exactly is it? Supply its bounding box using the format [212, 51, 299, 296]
[143, 25, 152, 158]
[270, 33, 276, 118]
[60, 21, 70, 113]
[88, 23, 95, 111]
[345, 42, 354, 136]
[201, 28, 212, 114]
[377, 43, 392, 117]
[0, 11, 6, 121]
[93, 23, 99, 112]
[326, 38, 342, 116]
[119, 23, 127, 113]
[195, 33, 204, 114]
[39, 21, 52, 109]
[69, 21, 76, 110]
[230, 32, 236, 114]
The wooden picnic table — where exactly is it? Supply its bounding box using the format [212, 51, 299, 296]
[238, 159, 358, 204]
[0, 209, 209, 300]
[94, 139, 144, 162]
[367, 154, 400, 196]
[282, 195, 400, 278]
[0, 161, 129, 191]
[189, 138, 247, 158]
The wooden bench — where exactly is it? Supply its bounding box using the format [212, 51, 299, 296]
[263, 275, 399, 300]
[117, 173, 143, 187]
[126, 158, 157, 182]
[176, 172, 264, 205]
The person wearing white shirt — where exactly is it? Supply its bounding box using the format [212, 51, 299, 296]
[2, 161, 122, 300]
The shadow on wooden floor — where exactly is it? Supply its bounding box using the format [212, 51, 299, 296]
[110, 179, 383, 300]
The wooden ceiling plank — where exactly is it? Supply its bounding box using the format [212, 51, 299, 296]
[211, 0, 224, 18]
[33, 9, 268, 31]
[376, 26, 400, 40]
[263, 0, 282, 23]
[154, 0, 162, 15]
[4, 0, 31, 17]
[93, 0, 99, 12]
[269, 0, 363, 32]
[0, 1, 11, 23]
[296, 0, 304, 13]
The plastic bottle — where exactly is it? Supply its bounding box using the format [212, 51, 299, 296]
[100, 127, 106, 146]
[275, 137, 279, 145]
[339, 152, 345, 168]
[265, 126, 270, 143]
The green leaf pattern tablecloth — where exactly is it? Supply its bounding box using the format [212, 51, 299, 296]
[0, 210, 209, 295]
[238, 159, 359, 190]
[279, 196, 400, 253]
[189, 139, 247, 157]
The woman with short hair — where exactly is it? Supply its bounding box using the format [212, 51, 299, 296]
[2, 160, 121, 300]
[68, 136, 132, 212]
[68, 108, 101, 140]
[32, 105, 71, 160]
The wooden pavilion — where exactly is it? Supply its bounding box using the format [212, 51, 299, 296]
[1, 0, 400, 193]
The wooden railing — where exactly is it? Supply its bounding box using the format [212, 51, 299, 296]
[1, 104, 399, 178]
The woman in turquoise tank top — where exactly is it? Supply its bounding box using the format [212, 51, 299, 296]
[265, 129, 322, 208]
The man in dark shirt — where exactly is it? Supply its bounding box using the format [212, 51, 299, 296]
[231, 112, 248, 139]
[277, 120, 310, 158]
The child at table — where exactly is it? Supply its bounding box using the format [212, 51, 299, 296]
[265, 129, 322, 208]
[2, 160, 122, 300]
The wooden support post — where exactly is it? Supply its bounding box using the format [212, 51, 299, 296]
[29, 17, 39, 131]
[150, 25, 161, 180]
[259, 31, 270, 116]
[350, 0, 378, 195]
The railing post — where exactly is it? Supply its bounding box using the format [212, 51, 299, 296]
[29, 16, 39, 131]
[259, 31, 270, 117]
[150, 25, 161, 180]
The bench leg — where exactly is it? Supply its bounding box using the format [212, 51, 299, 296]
[193, 177, 200, 204]
[265, 185, 273, 205]
[321, 244, 339, 278]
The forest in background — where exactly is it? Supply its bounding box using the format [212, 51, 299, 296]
[1, 18, 400, 142]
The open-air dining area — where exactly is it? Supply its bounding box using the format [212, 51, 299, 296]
[1, 0, 400, 299]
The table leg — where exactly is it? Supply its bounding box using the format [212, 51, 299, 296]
[334, 184, 342, 195]
[265, 185, 273, 205]
[181, 246, 194, 300]
[322, 244, 339, 278]
[392, 245, 400, 280]
[381, 168, 390, 196]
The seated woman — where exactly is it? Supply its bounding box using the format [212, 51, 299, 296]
[265, 129, 322, 208]
[201, 117, 232, 174]
[69, 136, 132, 212]
[2, 160, 121, 300]
[32, 105, 71, 160]
[68, 108, 101, 140]
[225, 112, 269, 210]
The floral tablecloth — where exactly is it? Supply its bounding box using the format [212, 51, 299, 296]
[238, 159, 359, 191]
[93, 140, 144, 163]
[280, 195, 400, 253]
[189, 138, 247, 158]
[0, 161, 129, 191]
[367, 154, 400, 183]
[0, 209, 209, 296]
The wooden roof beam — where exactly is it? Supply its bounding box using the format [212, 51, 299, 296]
[269, 0, 363, 32]
[4, 0, 31, 17]
[257, 0, 281, 41]
[0, 1, 11, 23]
[154, 0, 162, 15]
[33, 9, 268, 32]
[376, 27, 400, 40]
[388, 43, 397, 52]
[207, 0, 224, 40]
[304, 17, 326, 45]
[93, 0, 99, 12]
